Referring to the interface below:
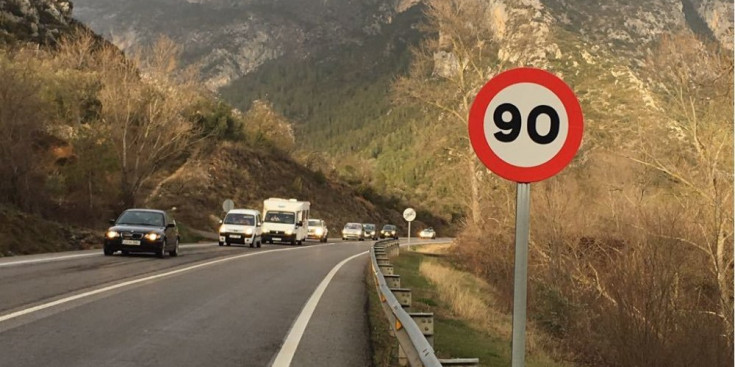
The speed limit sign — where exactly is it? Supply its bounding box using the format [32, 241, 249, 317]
[468, 67, 583, 183]
[469, 67, 583, 367]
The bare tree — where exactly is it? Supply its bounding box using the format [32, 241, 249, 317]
[0, 53, 47, 211]
[96, 37, 199, 207]
[630, 33, 734, 340]
[393, 0, 506, 227]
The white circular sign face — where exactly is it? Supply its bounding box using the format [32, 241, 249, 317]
[403, 208, 416, 222]
[222, 199, 234, 212]
[484, 83, 568, 168]
[468, 68, 584, 183]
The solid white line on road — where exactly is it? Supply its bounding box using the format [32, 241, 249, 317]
[0, 243, 225, 268]
[0, 243, 337, 324]
[0, 253, 99, 268]
[271, 250, 368, 367]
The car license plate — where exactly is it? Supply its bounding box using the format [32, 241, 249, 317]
[122, 239, 140, 246]
[229, 235, 241, 239]
[273, 237, 281, 242]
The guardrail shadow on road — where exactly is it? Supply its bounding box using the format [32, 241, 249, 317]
[370, 239, 480, 367]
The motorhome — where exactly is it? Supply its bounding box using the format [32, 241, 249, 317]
[218, 209, 262, 248]
[261, 198, 310, 245]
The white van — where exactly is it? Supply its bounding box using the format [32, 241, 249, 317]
[261, 198, 310, 245]
[219, 209, 263, 248]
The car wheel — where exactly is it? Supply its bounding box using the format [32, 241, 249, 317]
[121, 250, 129, 256]
[103, 248, 113, 256]
[257, 240, 262, 248]
[218, 241, 224, 246]
[226, 242, 231, 246]
[169, 239, 179, 257]
[157, 240, 167, 258]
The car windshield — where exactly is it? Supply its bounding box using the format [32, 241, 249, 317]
[264, 211, 295, 224]
[224, 213, 255, 225]
[345, 223, 362, 230]
[363, 224, 375, 230]
[116, 211, 164, 227]
[382, 225, 396, 231]
[308, 219, 321, 226]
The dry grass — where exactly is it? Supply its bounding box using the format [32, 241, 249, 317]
[419, 258, 564, 363]
[410, 243, 454, 255]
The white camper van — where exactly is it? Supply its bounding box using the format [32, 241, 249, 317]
[218, 209, 262, 248]
[261, 198, 310, 245]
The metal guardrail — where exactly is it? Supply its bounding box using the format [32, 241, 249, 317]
[370, 239, 480, 367]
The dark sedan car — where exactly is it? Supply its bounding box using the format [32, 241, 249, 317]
[104, 209, 179, 258]
[380, 224, 399, 239]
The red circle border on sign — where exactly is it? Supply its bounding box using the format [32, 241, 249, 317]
[468, 67, 584, 183]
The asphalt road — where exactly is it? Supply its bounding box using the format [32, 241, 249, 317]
[0, 237, 450, 366]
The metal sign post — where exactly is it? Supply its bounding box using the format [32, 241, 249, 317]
[511, 183, 530, 367]
[467, 68, 584, 367]
[408, 221, 411, 245]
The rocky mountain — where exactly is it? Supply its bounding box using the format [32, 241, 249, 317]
[0, 0, 78, 45]
[73, 0, 420, 89]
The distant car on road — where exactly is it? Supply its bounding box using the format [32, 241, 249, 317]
[219, 209, 262, 248]
[362, 223, 378, 240]
[342, 222, 365, 241]
[419, 227, 436, 239]
[308, 219, 329, 242]
[380, 224, 398, 239]
[104, 209, 179, 258]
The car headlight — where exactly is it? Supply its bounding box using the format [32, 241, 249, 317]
[219, 225, 225, 234]
[106, 230, 120, 239]
[285, 229, 293, 235]
[315, 228, 323, 235]
[245, 228, 254, 235]
[144, 233, 160, 241]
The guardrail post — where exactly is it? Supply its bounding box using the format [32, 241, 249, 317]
[384, 274, 400, 288]
[409, 312, 434, 347]
[438, 358, 481, 366]
[378, 264, 394, 275]
[390, 288, 411, 309]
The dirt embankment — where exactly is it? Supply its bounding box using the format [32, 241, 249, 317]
[146, 142, 418, 235]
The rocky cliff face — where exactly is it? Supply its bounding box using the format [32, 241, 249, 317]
[690, 0, 734, 47]
[72, 0, 421, 89]
[0, 0, 78, 45]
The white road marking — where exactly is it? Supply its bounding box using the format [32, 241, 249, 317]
[0, 253, 99, 267]
[271, 250, 368, 367]
[0, 243, 336, 324]
[0, 243, 222, 268]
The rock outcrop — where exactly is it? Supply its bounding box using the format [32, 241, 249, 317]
[0, 0, 78, 45]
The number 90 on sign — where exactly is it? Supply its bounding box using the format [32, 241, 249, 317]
[469, 68, 583, 183]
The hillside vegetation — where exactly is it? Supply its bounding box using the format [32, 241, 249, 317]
[0, 21, 441, 254]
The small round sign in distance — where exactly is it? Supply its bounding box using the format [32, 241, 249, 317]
[468, 67, 584, 183]
[222, 199, 235, 212]
[403, 208, 416, 222]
